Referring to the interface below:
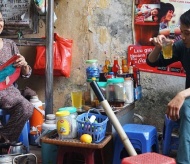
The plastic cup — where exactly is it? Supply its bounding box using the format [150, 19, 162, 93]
[71, 91, 82, 109]
[162, 38, 173, 59]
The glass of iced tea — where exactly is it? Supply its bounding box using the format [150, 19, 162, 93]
[162, 38, 173, 59]
[71, 91, 82, 110]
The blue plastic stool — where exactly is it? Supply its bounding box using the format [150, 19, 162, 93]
[0, 109, 30, 152]
[18, 120, 30, 152]
[113, 124, 159, 164]
[162, 114, 179, 155]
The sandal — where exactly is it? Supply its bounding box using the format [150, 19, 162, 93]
[0, 134, 10, 147]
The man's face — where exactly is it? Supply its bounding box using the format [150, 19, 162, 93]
[180, 23, 190, 48]
[0, 12, 4, 34]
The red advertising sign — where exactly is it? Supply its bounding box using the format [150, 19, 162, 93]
[127, 45, 185, 77]
[132, 0, 190, 77]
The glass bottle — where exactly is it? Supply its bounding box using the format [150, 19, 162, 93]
[112, 56, 119, 77]
[132, 63, 140, 87]
[122, 57, 128, 73]
[117, 64, 123, 75]
[102, 57, 110, 73]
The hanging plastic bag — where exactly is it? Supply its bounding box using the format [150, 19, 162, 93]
[33, 33, 73, 77]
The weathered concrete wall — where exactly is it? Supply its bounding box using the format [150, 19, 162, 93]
[135, 72, 185, 131]
[16, 0, 185, 132]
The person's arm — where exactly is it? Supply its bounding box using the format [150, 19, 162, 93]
[159, 28, 170, 36]
[159, 27, 181, 38]
[166, 88, 190, 121]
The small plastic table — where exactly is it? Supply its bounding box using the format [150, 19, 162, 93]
[41, 130, 112, 164]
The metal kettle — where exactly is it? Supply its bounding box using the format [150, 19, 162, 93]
[8, 142, 26, 155]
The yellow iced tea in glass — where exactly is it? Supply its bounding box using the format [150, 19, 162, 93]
[162, 40, 173, 59]
[71, 91, 82, 109]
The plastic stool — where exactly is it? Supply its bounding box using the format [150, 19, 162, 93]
[121, 152, 176, 164]
[113, 124, 159, 164]
[0, 109, 30, 152]
[162, 114, 179, 155]
[19, 120, 30, 152]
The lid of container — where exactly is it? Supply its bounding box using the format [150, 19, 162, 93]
[58, 107, 77, 113]
[107, 77, 124, 84]
[97, 82, 107, 88]
[56, 111, 70, 117]
[30, 96, 40, 103]
[86, 59, 97, 63]
[46, 114, 56, 120]
[86, 78, 99, 82]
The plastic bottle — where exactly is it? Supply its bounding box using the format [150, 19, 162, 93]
[29, 96, 45, 132]
[124, 77, 134, 104]
[86, 59, 100, 80]
[112, 56, 119, 77]
[36, 115, 56, 146]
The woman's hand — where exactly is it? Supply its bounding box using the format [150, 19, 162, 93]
[14, 54, 31, 76]
[13, 54, 28, 68]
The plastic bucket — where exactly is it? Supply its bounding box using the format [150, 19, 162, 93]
[41, 143, 58, 164]
[29, 96, 44, 132]
[41, 121, 57, 164]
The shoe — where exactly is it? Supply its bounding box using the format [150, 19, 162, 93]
[0, 135, 10, 147]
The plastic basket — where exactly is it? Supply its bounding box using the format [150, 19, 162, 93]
[76, 108, 109, 143]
